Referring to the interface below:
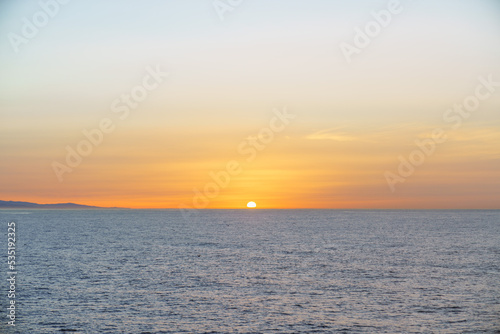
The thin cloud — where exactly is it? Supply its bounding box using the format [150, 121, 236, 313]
[305, 128, 357, 141]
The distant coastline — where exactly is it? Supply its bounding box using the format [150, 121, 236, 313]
[0, 200, 125, 209]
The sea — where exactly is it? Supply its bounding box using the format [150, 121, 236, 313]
[1, 209, 499, 333]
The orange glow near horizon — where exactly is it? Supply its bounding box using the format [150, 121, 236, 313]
[2, 123, 499, 210]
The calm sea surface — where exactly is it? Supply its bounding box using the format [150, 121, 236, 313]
[1, 209, 499, 333]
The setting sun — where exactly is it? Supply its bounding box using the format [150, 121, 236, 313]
[247, 201, 257, 208]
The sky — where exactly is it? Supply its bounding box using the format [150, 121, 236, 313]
[1, 0, 499, 209]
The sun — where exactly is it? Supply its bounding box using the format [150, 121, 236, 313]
[246, 201, 257, 208]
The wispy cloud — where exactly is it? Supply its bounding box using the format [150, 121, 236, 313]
[305, 127, 357, 141]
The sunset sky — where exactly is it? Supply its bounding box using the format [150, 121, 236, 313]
[1, 0, 499, 209]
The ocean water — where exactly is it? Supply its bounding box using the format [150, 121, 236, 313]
[1, 209, 499, 333]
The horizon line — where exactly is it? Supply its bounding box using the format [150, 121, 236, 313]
[1, 200, 499, 210]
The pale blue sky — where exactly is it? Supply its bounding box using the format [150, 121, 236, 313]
[1, 1, 499, 128]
